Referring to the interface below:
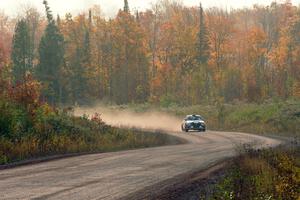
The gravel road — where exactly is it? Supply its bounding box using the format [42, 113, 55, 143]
[0, 131, 281, 200]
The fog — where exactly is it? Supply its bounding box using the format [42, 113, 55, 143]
[74, 105, 182, 132]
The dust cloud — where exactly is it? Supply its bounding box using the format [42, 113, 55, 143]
[74, 105, 182, 132]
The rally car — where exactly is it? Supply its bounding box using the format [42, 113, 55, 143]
[181, 115, 206, 132]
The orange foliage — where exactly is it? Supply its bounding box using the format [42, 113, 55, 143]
[8, 75, 41, 110]
[268, 33, 291, 69]
[293, 81, 300, 98]
[247, 27, 267, 62]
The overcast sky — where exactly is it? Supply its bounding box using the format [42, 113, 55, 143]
[1, 0, 300, 18]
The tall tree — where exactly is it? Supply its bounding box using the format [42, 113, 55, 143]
[43, 0, 53, 22]
[11, 19, 31, 83]
[124, 0, 130, 13]
[195, 3, 211, 103]
[290, 8, 300, 99]
[72, 22, 91, 104]
[197, 3, 209, 65]
[24, 7, 41, 72]
[36, 0, 64, 105]
[4, 0, 300, 104]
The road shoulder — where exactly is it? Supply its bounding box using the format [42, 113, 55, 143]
[120, 160, 232, 200]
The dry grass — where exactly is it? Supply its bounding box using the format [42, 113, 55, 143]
[211, 145, 300, 200]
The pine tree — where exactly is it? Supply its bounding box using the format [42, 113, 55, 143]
[124, 0, 130, 13]
[136, 10, 140, 22]
[74, 29, 91, 103]
[195, 3, 211, 103]
[11, 19, 31, 84]
[88, 9, 92, 25]
[197, 3, 209, 65]
[24, 7, 40, 78]
[57, 14, 61, 27]
[43, 0, 53, 22]
[36, 0, 64, 105]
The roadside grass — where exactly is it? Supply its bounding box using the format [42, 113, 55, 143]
[111, 100, 300, 137]
[170, 100, 300, 136]
[210, 144, 300, 200]
[0, 129, 181, 165]
[0, 100, 183, 165]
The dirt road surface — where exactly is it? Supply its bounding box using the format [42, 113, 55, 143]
[0, 130, 280, 200]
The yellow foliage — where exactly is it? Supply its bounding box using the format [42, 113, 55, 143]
[293, 81, 300, 98]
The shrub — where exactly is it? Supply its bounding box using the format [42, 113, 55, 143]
[212, 147, 300, 200]
[0, 99, 182, 164]
[0, 100, 31, 140]
[160, 95, 176, 107]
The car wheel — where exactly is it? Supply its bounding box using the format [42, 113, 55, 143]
[185, 129, 189, 132]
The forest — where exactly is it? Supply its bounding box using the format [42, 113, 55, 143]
[1, 0, 300, 106]
[0, 2, 299, 198]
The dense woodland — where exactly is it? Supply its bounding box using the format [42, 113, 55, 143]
[1, 0, 300, 106]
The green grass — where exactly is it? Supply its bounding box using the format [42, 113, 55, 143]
[222, 102, 300, 135]
[114, 100, 300, 136]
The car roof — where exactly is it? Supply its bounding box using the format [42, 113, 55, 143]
[186, 114, 201, 117]
[185, 115, 203, 119]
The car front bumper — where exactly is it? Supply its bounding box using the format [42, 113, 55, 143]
[186, 124, 206, 130]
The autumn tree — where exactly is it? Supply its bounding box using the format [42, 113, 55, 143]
[68, 14, 92, 104]
[3, 0, 300, 105]
[0, 12, 12, 96]
[244, 27, 267, 102]
[290, 7, 300, 99]
[110, 8, 150, 104]
[0, 40, 9, 97]
[93, 10, 113, 100]
[207, 8, 234, 99]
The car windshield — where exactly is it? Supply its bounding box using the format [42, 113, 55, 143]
[186, 116, 203, 121]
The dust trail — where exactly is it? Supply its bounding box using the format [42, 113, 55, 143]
[74, 105, 182, 132]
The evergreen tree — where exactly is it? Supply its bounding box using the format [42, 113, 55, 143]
[11, 19, 31, 83]
[24, 7, 40, 77]
[36, 0, 64, 105]
[88, 9, 92, 25]
[124, 0, 130, 13]
[197, 3, 209, 65]
[72, 29, 91, 104]
[43, 0, 53, 22]
[195, 3, 211, 103]
[57, 14, 61, 27]
[136, 10, 140, 22]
